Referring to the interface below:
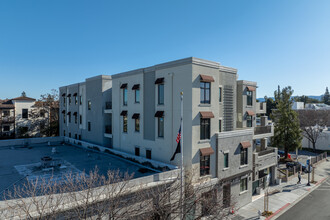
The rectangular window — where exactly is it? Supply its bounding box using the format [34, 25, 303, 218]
[200, 118, 210, 140]
[63, 114, 66, 123]
[200, 155, 210, 176]
[3, 126, 10, 132]
[79, 115, 82, 124]
[63, 130, 65, 136]
[247, 91, 253, 106]
[3, 110, 10, 116]
[123, 88, 128, 106]
[240, 178, 248, 192]
[75, 114, 77, 124]
[80, 96, 82, 105]
[69, 132, 71, 138]
[224, 153, 229, 168]
[219, 87, 222, 103]
[158, 117, 164, 137]
[88, 122, 91, 131]
[135, 89, 140, 103]
[135, 118, 140, 132]
[75, 96, 78, 105]
[123, 115, 127, 133]
[135, 147, 140, 156]
[22, 109, 28, 119]
[247, 115, 252, 127]
[219, 119, 222, 132]
[158, 84, 164, 105]
[240, 147, 248, 165]
[69, 97, 71, 105]
[146, 149, 152, 159]
[200, 82, 210, 104]
[78, 135, 81, 140]
[63, 97, 66, 107]
[69, 114, 71, 123]
[88, 101, 91, 110]
[75, 134, 77, 139]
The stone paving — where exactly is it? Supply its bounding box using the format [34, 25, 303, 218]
[232, 158, 330, 220]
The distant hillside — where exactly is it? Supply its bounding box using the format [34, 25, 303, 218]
[257, 95, 323, 102]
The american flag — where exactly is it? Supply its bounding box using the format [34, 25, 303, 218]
[176, 126, 181, 143]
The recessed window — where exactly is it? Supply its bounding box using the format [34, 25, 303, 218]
[146, 149, 152, 159]
[3, 125, 10, 132]
[200, 118, 210, 140]
[135, 147, 140, 156]
[80, 115, 82, 124]
[240, 147, 248, 165]
[69, 97, 71, 105]
[135, 89, 140, 103]
[88, 101, 91, 110]
[69, 132, 71, 138]
[240, 178, 248, 192]
[123, 88, 128, 106]
[123, 115, 127, 133]
[78, 135, 81, 140]
[68, 114, 71, 123]
[219, 87, 222, 103]
[200, 155, 210, 176]
[158, 117, 164, 137]
[63, 130, 65, 136]
[247, 115, 253, 127]
[75, 96, 78, 105]
[247, 91, 253, 106]
[200, 82, 210, 104]
[135, 118, 140, 132]
[74, 114, 77, 124]
[80, 96, 82, 105]
[63, 114, 66, 123]
[224, 153, 229, 168]
[75, 134, 77, 139]
[219, 119, 222, 132]
[22, 109, 28, 119]
[88, 122, 91, 131]
[158, 84, 164, 105]
[63, 97, 66, 107]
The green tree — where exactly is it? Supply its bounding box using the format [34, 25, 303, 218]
[271, 86, 302, 158]
[324, 87, 330, 105]
[264, 96, 276, 117]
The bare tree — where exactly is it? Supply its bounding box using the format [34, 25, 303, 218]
[297, 110, 330, 152]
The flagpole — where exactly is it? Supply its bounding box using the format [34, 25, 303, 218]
[180, 91, 184, 219]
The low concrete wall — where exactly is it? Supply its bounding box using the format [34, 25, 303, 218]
[0, 136, 64, 147]
[64, 137, 178, 171]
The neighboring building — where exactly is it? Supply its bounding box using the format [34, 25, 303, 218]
[305, 103, 330, 110]
[302, 127, 330, 151]
[59, 57, 276, 208]
[292, 101, 305, 110]
[0, 93, 48, 139]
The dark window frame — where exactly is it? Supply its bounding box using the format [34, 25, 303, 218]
[123, 115, 128, 133]
[200, 155, 211, 176]
[135, 89, 140, 103]
[123, 88, 128, 106]
[200, 82, 211, 104]
[240, 147, 248, 165]
[158, 84, 164, 105]
[22, 109, 28, 119]
[224, 153, 229, 168]
[146, 149, 152, 159]
[219, 87, 222, 103]
[200, 118, 210, 140]
[135, 147, 140, 156]
[88, 122, 91, 131]
[158, 116, 164, 137]
[88, 100, 91, 110]
[240, 178, 248, 192]
[135, 118, 140, 132]
[247, 91, 253, 106]
[246, 115, 253, 127]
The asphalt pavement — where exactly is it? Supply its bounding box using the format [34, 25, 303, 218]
[277, 177, 330, 220]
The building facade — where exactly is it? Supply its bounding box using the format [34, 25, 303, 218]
[59, 57, 276, 207]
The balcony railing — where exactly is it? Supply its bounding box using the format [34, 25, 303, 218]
[258, 147, 276, 156]
[0, 116, 15, 124]
[105, 125, 112, 134]
[254, 125, 272, 135]
[105, 102, 112, 110]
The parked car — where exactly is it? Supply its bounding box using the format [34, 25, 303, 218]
[278, 150, 292, 159]
[286, 161, 312, 173]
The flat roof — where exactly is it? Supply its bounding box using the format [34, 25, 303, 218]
[0, 143, 156, 198]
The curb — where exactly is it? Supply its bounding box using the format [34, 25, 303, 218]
[271, 177, 328, 219]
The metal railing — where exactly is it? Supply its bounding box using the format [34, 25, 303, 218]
[258, 147, 276, 156]
[254, 125, 272, 135]
[105, 102, 112, 110]
[105, 125, 112, 134]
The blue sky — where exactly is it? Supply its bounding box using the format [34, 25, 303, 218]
[1, 0, 329, 99]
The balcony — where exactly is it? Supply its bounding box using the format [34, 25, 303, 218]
[104, 102, 112, 113]
[256, 102, 266, 114]
[253, 125, 273, 139]
[253, 147, 277, 170]
[104, 125, 112, 138]
[0, 116, 15, 124]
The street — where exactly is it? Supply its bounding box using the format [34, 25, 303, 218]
[277, 178, 330, 220]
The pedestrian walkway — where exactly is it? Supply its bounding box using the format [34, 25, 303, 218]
[232, 159, 330, 220]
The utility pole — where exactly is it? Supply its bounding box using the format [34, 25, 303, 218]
[307, 157, 311, 186]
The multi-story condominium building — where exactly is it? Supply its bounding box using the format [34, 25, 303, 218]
[59, 57, 276, 207]
[0, 93, 48, 139]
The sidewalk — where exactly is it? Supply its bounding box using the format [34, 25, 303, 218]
[233, 159, 330, 220]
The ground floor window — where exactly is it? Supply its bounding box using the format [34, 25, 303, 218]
[123, 116, 127, 133]
[146, 149, 151, 159]
[135, 147, 140, 156]
[200, 155, 210, 176]
[240, 178, 248, 192]
[224, 153, 229, 168]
